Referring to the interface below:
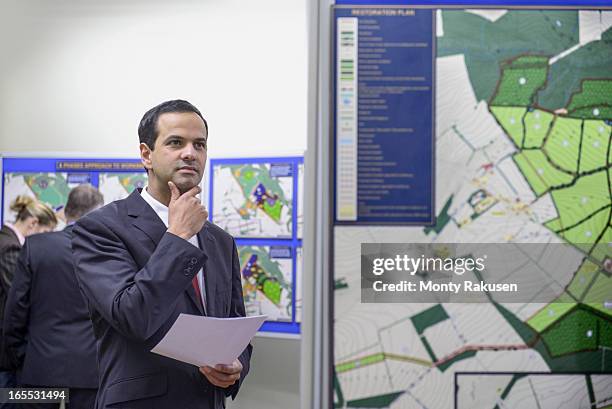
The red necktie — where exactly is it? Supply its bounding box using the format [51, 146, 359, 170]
[192, 275, 203, 309]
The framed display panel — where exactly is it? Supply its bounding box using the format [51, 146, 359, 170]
[209, 156, 304, 335]
[1, 156, 145, 225]
[330, 3, 612, 409]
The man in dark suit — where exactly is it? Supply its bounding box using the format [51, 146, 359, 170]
[3, 184, 103, 408]
[71, 100, 251, 409]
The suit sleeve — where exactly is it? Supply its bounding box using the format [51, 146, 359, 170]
[72, 214, 206, 342]
[0, 243, 20, 299]
[225, 239, 253, 400]
[3, 241, 32, 369]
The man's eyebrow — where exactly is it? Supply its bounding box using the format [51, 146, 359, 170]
[163, 134, 184, 141]
[163, 135, 207, 141]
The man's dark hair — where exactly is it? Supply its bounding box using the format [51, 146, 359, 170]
[64, 184, 104, 221]
[138, 99, 208, 150]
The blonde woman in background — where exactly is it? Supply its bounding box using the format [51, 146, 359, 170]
[0, 195, 57, 286]
[0, 195, 57, 406]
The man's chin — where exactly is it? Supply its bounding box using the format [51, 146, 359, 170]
[172, 177, 201, 193]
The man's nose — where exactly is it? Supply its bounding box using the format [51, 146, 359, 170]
[181, 144, 196, 161]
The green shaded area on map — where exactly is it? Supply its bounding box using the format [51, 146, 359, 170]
[238, 246, 291, 307]
[567, 79, 612, 119]
[225, 164, 291, 225]
[567, 259, 600, 300]
[488, 43, 612, 372]
[527, 292, 577, 333]
[541, 306, 612, 357]
[490, 53, 611, 259]
[11, 173, 70, 210]
[411, 304, 449, 335]
[438, 10, 580, 108]
[437, 350, 477, 372]
[346, 391, 404, 408]
[335, 351, 432, 375]
[424, 195, 453, 235]
[495, 301, 612, 372]
[542, 28, 612, 110]
[496, 374, 527, 406]
[491, 55, 549, 106]
[439, 10, 612, 111]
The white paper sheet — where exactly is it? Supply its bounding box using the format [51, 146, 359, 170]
[151, 314, 267, 367]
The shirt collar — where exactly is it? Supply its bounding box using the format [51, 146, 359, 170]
[140, 186, 169, 228]
[5, 222, 25, 245]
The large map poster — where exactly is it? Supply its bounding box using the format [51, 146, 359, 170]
[1, 158, 145, 225]
[333, 7, 611, 409]
[210, 157, 303, 335]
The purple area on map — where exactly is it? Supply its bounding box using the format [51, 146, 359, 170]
[242, 254, 258, 278]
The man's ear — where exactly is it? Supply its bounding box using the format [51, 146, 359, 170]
[140, 143, 153, 172]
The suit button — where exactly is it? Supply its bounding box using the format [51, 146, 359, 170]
[189, 257, 198, 265]
[184, 268, 190, 276]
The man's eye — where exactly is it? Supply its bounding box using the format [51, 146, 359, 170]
[169, 140, 181, 146]
[195, 142, 207, 149]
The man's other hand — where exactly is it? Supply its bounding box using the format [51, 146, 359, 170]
[199, 359, 243, 388]
[167, 181, 208, 240]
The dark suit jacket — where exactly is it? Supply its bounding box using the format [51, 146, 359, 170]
[3, 226, 98, 388]
[0, 224, 22, 370]
[71, 190, 252, 409]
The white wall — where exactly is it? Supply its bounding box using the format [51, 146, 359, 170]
[0, 0, 307, 159]
[0, 1, 306, 408]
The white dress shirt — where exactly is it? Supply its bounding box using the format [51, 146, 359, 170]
[140, 187, 206, 312]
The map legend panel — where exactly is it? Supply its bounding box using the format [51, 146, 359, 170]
[336, 17, 359, 221]
[333, 7, 436, 225]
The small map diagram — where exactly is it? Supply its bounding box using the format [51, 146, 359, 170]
[99, 172, 147, 204]
[3, 172, 74, 224]
[212, 162, 293, 238]
[239, 245, 294, 321]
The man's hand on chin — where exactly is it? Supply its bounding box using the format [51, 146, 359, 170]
[199, 359, 243, 388]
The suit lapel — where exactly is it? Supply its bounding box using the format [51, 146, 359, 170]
[126, 189, 166, 246]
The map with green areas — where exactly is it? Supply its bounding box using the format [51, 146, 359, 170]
[334, 9, 612, 409]
[488, 13, 612, 390]
[2, 172, 70, 223]
[212, 163, 293, 238]
[15, 173, 69, 209]
[489, 44, 612, 257]
[457, 373, 612, 409]
[238, 245, 293, 322]
[98, 172, 148, 204]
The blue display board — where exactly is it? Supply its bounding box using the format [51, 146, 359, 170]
[2, 155, 304, 334]
[333, 7, 435, 225]
[1, 156, 145, 225]
[209, 156, 304, 335]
